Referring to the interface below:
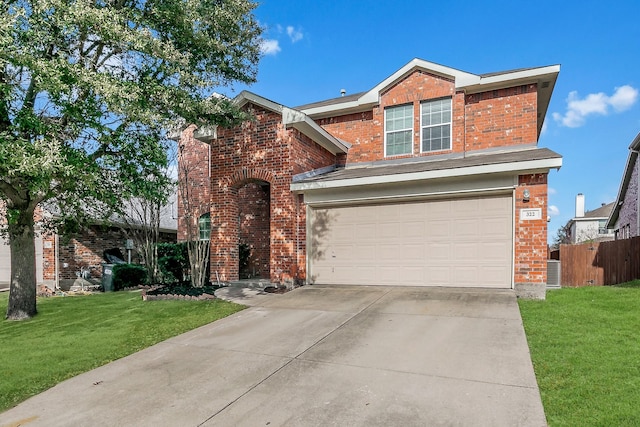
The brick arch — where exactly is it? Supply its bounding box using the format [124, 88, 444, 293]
[227, 167, 275, 189]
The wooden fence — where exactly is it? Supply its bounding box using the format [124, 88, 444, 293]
[559, 236, 640, 286]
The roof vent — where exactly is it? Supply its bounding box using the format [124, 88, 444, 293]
[541, 81, 550, 89]
[340, 89, 346, 97]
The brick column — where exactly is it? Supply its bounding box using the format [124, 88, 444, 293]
[514, 173, 548, 299]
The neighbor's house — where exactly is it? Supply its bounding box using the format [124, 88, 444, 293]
[565, 194, 615, 243]
[176, 59, 562, 298]
[0, 200, 177, 290]
[607, 132, 640, 239]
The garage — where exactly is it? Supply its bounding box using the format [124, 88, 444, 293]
[0, 237, 10, 285]
[0, 236, 44, 286]
[308, 194, 513, 288]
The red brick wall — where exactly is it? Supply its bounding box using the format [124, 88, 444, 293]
[515, 173, 548, 285]
[316, 72, 538, 165]
[209, 103, 337, 283]
[177, 125, 211, 242]
[238, 182, 270, 278]
[465, 85, 538, 150]
[43, 227, 175, 281]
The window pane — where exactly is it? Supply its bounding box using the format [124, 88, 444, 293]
[421, 98, 452, 152]
[385, 104, 413, 156]
[199, 213, 211, 240]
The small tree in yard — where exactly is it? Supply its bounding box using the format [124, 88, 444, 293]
[177, 138, 210, 288]
[1, 0, 262, 319]
[118, 180, 175, 285]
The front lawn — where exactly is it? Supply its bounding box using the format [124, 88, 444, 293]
[0, 291, 245, 412]
[519, 282, 640, 426]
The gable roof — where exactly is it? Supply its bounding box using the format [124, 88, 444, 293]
[607, 131, 640, 228]
[296, 58, 560, 138]
[582, 202, 614, 219]
[233, 91, 350, 154]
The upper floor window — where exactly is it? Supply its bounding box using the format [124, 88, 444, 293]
[421, 98, 451, 152]
[385, 104, 413, 156]
[198, 213, 211, 241]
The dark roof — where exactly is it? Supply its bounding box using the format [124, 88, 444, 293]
[294, 92, 365, 111]
[583, 202, 614, 219]
[478, 65, 555, 78]
[294, 65, 555, 111]
[296, 147, 562, 184]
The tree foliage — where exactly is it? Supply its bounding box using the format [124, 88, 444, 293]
[0, 0, 263, 319]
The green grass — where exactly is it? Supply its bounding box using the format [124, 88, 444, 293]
[0, 291, 245, 412]
[519, 281, 640, 427]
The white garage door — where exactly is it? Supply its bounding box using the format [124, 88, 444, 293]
[0, 237, 10, 284]
[0, 236, 44, 286]
[308, 194, 513, 288]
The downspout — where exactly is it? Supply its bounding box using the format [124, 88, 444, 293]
[463, 91, 467, 159]
[634, 150, 640, 237]
[54, 233, 59, 290]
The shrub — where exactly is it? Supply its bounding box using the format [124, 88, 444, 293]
[112, 264, 148, 290]
[157, 242, 189, 284]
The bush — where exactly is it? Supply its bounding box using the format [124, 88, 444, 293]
[112, 264, 148, 290]
[157, 242, 189, 284]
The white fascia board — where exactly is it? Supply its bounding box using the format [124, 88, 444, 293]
[301, 99, 370, 118]
[361, 58, 477, 104]
[234, 90, 283, 114]
[458, 65, 560, 93]
[301, 59, 478, 118]
[291, 157, 562, 192]
[283, 107, 350, 154]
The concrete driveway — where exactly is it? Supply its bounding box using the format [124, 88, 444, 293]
[1, 286, 546, 426]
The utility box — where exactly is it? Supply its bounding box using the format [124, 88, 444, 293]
[101, 263, 115, 292]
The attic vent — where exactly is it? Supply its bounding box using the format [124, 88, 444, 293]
[541, 81, 550, 88]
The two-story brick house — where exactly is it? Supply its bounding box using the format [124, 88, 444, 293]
[177, 59, 562, 298]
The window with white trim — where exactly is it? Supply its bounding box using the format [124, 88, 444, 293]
[421, 98, 451, 152]
[198, 213, 211, 241]
[385, 104, 413, 156]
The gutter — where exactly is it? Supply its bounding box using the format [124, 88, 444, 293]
[291, 157, 562, 192]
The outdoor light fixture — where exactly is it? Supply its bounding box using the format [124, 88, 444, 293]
[523, 189, 530, 202]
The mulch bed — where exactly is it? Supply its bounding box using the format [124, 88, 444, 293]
[139, 284, 221, 301]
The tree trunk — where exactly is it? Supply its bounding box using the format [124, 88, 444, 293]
[6, 207, 37, 320]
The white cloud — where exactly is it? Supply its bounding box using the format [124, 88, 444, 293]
[609, 85, 639, 111]
[548, 205, 560, 216]
[286, 26, 304, 43]
[548, 187, 557, 195]
[260, 39, 281, 55]
[553, 85, 639, 128]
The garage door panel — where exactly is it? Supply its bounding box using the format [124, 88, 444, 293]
[309, 195, 512, 288]
[456, 219, 480, 238]
[426, 267, 451, 285]
[426, 243, 450, 261]
[426, 220, 451, 239]
[482, 242, 511, 260]
[402, 244, 424, 261]
[454, 242, 479, 261]
[355, 223, 377, 240]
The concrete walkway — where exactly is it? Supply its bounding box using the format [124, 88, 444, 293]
[1, 285, 546, 426]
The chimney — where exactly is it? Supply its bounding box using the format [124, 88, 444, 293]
[575, 193, 585, 218]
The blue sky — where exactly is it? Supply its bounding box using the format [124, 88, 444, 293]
[228, 0, 640, 243]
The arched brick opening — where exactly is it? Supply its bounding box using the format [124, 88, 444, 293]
[237, 180, 270, 279]
[212, 168, 281, 282]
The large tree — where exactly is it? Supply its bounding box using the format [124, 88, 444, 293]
[0, 0, 262, 319]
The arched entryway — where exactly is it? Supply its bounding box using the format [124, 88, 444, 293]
[237, 180, 270, 279]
